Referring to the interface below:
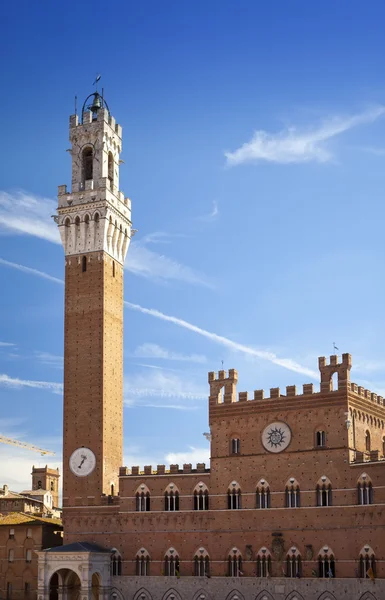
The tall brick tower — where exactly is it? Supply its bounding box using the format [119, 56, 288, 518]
[56, 91, 132, 507]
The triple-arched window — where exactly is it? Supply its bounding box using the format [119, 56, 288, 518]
[193, 482, 209, 510]
[316, 476, 332, 506]
[286, 547, 301, 578]
[136, 548, 150, 576]
[359, 545, 376, 578]
[256, 479, 270, 509]
[318, 546, 335, 578]
[256, 547, 271, 577]
[164, 484, 179, 511]
[194, 548, 210, 576]
[110, 549, 122, 576]
[228, 547, 242, 577]
[285, 478, 300, 508]
[228, 482, 241, 509]
[136, 485, 150, 511]
[164, 548, 179, 576]
[357, 473, 373, 505]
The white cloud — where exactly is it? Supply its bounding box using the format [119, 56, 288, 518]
[124, 369, 207, 408]
[0, 342, 15, 347]
[34, 351, 63, 369]
[165, 446, 210, 466]
[196, 200, 219, 222]
[0, 191, 210, 287]
[125, 302, 318, 379]
[133, 342, 206, 363]
[225, 106, 385, 166]
[0, 374, 63, 394]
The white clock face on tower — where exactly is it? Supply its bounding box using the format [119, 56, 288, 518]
[69, 447, 96, 477]
[261, 421, 291, 453]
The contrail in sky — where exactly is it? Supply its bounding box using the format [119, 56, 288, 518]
[0, 257, 318, 379]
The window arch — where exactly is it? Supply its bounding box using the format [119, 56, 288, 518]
[136, 484, 150, 512]
[318, 546, 335, 578]
[108, 152, 114, 185]
[194, 547, 210, 577]
[359, 545, 376, 578]
[228, 547, 242, 577]
[193, 482, 209, 510]
[357, 473, 373, 505]
[227, 481, 241, 509]
[82, 146, 93, 182]
[164, 548, 179, 576]
[256, 479, 270, 509]
[110, 549, 122, 576]
[286, 547, 301, 578]
[316, 430, 326, 447]
[365, 430, 371, 452]
[136, 548, 150, 576]
[256, 547, 271, 577]
[316, 476, 332, 507]
[164, 483, 179, 511]
[285, 477, 300, 508]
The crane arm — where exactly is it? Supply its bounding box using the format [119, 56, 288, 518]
[0, 435, 55, 456]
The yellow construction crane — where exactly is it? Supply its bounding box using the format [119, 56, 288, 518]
[0, 435, 55, 456]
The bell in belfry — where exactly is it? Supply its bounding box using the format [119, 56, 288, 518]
[90, 92, 101, 116]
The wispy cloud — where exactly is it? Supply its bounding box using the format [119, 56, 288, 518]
[34, 351, 63, 369]
[0, 256, 317, 379]
[0, 342, 15, 347]
[125, 302, 318, 379]
[0, 374, 63, 394]
[0, 191, 210, 287]
[225, 106, 385, 166]
[0, 257, 64, 285]
[196, 200, 219, 222]
[133, 342, 206, 364]
[166, 446, 210, 466]
[124, 369, 207, 408]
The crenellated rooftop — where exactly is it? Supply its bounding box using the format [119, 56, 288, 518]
[119, 463, 210, 477]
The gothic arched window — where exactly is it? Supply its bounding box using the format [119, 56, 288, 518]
[316, 476, 332, 507]
[256, 547, 271, 577]
[227, 481, 241, 509]
[136, 485, 150, 512]
[110, 549, 122, 576]
[286, 547, 301, 578]
[228, 548, 242, 577]
[359, 545, 376, 578]
[256, 479, 270, 509]
[136, 548, 150, 576]
[316, 430, 326, 447]
[82, 146, 93, 182]
[365, 430, 371, 452]
[318, 546, 335, 577]
[285, 478, 300, 508]
[164, 548, 179, 576]
[164, 484, 179, 511]
[357, 473, 373, 505]
[193, 482, 209, 510]
[194, 548, 210, 576]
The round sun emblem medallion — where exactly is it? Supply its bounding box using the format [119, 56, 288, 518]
[262, 421, 291, 453]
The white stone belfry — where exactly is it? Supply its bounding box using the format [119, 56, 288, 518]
[56, 99, 131, 265]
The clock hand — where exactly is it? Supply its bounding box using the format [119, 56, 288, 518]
[78, 455, 87, 469]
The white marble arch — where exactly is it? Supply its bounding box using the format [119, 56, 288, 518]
[132, 588, 153, 600]
[255, 591, 274, 600]
[225, 591, 245, 600]
[161, 589, 182, 600]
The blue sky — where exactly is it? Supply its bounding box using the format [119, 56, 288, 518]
[1, 0, 385, 491]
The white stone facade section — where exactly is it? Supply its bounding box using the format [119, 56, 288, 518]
[56, 107, 131, 266]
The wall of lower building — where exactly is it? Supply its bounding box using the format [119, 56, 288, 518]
[111, 575, 384, 600]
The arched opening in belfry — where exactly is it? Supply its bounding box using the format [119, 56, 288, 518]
[331, 372, 338, 391]
[82, 146, 93, 182]
[108, 152, 114, 186]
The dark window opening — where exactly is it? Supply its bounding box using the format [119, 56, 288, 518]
[82, 147, 93, 181]
[113, 261, 115, 277]
[316, 431, 326, 447]
[82, 256, 87, 272]
[231, 438, 240, 454]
